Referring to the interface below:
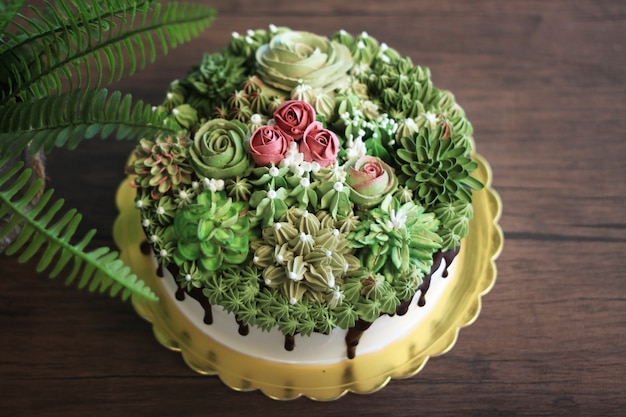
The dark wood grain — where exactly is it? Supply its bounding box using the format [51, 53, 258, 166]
[1, 0, 625, 415]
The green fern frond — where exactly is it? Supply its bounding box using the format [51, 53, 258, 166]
[0, 156, 159, 302]
[1, 0, 216, 101]
[0, 0, 27, 34]
[0, 88, 180, 157]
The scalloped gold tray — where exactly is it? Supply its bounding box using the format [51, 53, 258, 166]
[113, 153, 502, 400]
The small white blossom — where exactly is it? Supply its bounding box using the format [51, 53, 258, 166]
[345, 137, 367, 161]
[386, 209, 408, 230]
[203, 178, 225, 192]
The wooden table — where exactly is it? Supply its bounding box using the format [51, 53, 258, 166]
[1, 0, 624, 415]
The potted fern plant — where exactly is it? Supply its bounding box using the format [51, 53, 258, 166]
[0, 0, 215, 301]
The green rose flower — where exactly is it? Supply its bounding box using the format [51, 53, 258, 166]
[189, 119, 251, 179]
[255, 30, 354, 94]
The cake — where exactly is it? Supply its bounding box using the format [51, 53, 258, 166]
[126, 26, 483, 364]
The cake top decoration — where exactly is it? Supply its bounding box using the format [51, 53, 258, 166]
[128, 26, 483, 337]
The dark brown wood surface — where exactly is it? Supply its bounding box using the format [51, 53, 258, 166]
[1, 0, 625, 415]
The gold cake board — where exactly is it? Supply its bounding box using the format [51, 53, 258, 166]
[113, 153, 503, 400]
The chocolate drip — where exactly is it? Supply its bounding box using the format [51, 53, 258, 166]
[345, 319, 374, 359]
[175, 287, 186, 301]
[284, 335, 296, 351]
[417, 247, 460, 307]
[236, 319, 249, 336]
[186, 287, 213, 325]
[156, 264, 164, 278]
[395, 299, 411, 316]
[441, 247, 460, 277]
[139, 240, 152, 255]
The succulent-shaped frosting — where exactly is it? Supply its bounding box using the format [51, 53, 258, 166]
[252, 207, 359, 305]
[177, 52, 249, 120]
[128, 135, 192, 200]
[395, 125, 483, 207]
[171, 190, 250, 272]
[348, 195, 442, 279]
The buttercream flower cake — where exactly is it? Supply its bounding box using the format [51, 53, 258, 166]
[127, 26, 483, 361]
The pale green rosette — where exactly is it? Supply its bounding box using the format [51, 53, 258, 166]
[189, 119, 251, 179]
[256, 30, 354, 93]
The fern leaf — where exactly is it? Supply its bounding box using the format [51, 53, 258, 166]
[0, 0, 27, 35]
[0, 88, 179, 157]
[0, 157, 158, 302]
[1, 0, 216, 101]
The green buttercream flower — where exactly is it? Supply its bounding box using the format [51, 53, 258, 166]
[152, 195, 177, 226]
[225, 176, 254, 201]
[348, 195, 442, 279]
[316, 178, 352, 219]
[395, 125, 483, 206]
[433, 198, 474, 250]
[189, 119, 252, 179]
[172, 190, 250, 272]
[256, 30, 354, 94]
[253, 207, 359, 305]
[286, 173, 319, 210]
[248, 187, 289, 227]
[176, 261, 205, 291]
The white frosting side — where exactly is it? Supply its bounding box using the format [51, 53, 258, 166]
[157, 258, 455, 365]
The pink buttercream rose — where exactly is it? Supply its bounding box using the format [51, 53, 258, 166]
[273, 100, 316, 140]
[300, 122, 339, 168]
[248, 125, 293, 166]
[345, 156, 397, 208]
